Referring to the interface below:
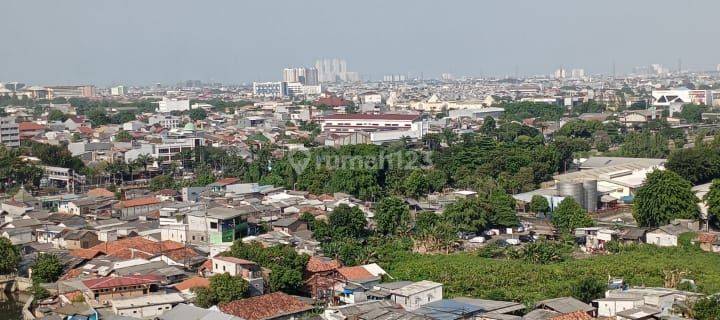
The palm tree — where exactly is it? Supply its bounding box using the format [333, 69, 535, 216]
[134, 154, 155, 177]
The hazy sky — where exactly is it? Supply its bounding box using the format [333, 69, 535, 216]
[2, 0, 719, 86]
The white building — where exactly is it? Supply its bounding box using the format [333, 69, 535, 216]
[154, 124, 205, 164]
[110, 86, 127, 96]
[148, 114, 181, 129]
[211, 256, 264, 296]
[253, 82, 284, 98]
[0, 116, 20, 148]
[112, 293, 185, 318]
[388, 280, 443, 311]
[652, 89, 715, 107]
[158, 97, 190, 113]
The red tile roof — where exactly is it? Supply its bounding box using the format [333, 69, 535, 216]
[215, 177, 240, 186]
[337, 266, 374, 282]
[69, 248, 104, 260]
[87, 188, 115, 198]
[87, 237, 185, 258]
[698, 232, 717, 244]
[306, 256, 341, 273]
[219, 292, 313, 320]
[19, 122, 45, 131]
[116, 197, 159, 208]
[173, 276, 210, 292]
[82, 275, 161, 290]
[550, 311, 593, 320]
[77, 126, 94, 135]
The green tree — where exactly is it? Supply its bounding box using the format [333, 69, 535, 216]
[571, 277, 607, 303]
[403, 170, 429, 198]
[114, 130, 133, 142]
[210, 273, 248, 304]
[31, 253, 63, 283]
[443, 198, 487, 233]
[530, 195, 550, 214]
[551, 198, 593, 234]
[189, 108, 207, 121]
[704, 179, 720, 227]
[678, 103, 707, 124]
[520, 241, 572, 264]
[192, 274, 249, 308]
[374, 196, 411, 235]
[692, 296, 720, 320]
[148, 175, 176, 191]
[618, 131, 669, 158]
[326, 204, 367, 239]
[667, 145, 720, 185]
[481, 116, 496, 136]
[0, 238, 20, 274]
[633, 170, 700, 227]
[487, 190, 519, 227]
[192, 287, 217, 308]
[227, 241, 308, 294]
[47, 109, 68, 122]
[134, 153, 155, 174]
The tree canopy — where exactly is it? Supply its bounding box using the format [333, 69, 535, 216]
[0, 238, 20, 275]
[633, 170, 700, 227]
[374, 197, 411, 235]
[31, 253, 64, 283]
[551, 198, 593, 234]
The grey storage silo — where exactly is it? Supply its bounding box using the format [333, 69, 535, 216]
[583, 179, 598, 212]
[557, 181, 585, 208]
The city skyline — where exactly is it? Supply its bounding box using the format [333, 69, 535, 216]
[2, 0, 720, 85]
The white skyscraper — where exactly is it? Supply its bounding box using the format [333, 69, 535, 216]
[315, 58, 355, 82]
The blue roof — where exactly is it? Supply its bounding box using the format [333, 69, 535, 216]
[412, 300, 485, 320]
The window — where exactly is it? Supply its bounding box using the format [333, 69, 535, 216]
[210, 222, 218, 229]
[223, 266, 226, 271]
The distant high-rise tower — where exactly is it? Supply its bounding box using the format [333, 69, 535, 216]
[314, 58, 355, 83]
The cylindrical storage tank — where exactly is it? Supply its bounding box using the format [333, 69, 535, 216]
[557, 181, 585, 208]
[583, 180, 598, 212]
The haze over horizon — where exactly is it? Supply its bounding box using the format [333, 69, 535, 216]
[2, 0, 719, 86]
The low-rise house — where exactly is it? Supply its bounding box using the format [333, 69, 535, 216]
[63, 230, 100, 249]
[187, 206, 258, 244]
[618, 228, 646, 244]
[172, 276, 210, 294]
[387, 280, 443, 311]
[1, 199, 34, 215]
[575, 227, 617, 253]
[451, 297, 526, 315]
[212, 256, 264, 296]
[36, 225, 66, 247]
[82, 274, 162, 304]
[646, 223, 693, 247]
[698, 232, 720, 253]
[114, 197, 161, 220]
[271, 217, 307, 234]
[1, 228, 34, 245]
[535, 297, 595, 316]
[219, 292, 314, 320]
[159, 303, 243, 320]
[322, 300, 428, 320]
[596, 287, 702, 319]
[112, 292, 185, 318]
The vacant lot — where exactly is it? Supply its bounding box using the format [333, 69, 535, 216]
[381, 245, 720, 305]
